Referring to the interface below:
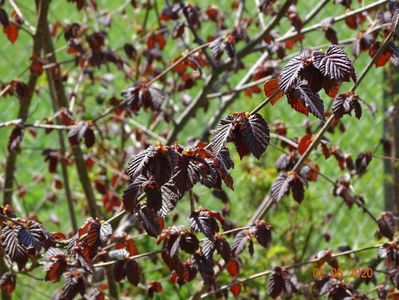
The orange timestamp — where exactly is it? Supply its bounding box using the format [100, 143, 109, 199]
[312, 267, 374, 280]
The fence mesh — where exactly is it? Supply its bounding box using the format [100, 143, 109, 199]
[0, 0, 394, 297]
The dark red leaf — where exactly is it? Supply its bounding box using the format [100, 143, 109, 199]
[369, 41, 392, 67]
[297, 134, 313, 155]
[7, 127, 24, 152]
[170, 154, 205, 195]
[268, 267, 286, 299]
[0, 273, 15, 295]
[122, 84, 167, 112]
[158, 182, 182, 217]
[126, 259, 141, 286]
[229, 279, 241, 297]
[313, 45, 354, 82]
[84, 127, 95, 148]
[251, 220, 272, 248]
[226, 258, 240, 276]
[61, 269, 87, 299]
[144, 181, 162, 211]
[324, 27, 338, 44]
[113, 260, 127, 282]
[179, 233, 199, 254]
[189, 209, 219, 238]
[345, 11, 366, 30]
[270, 173, 293, 204]
[0, 9, 9, 27]
[355, 151, 372, 175]
[42, 149, 60, 173]
[124, 43, 137, 59]
[202, 238, 215, 260]
[99, 222, 112, 243]
[172, 23, 185, 39]
[210, 38, 225, 59]
[211, 114, 235, 155]
[4, 23, 18, 44]
[287, 81, 325, 121]
[231, 230, 250, 256]
[193, 253, 215, 285]
[147, 281, 163, 298]
[211, 112, 269, 159]
[68, 122, 87, 145]
[264, 78, 283, 105]
[332, 92, 362, 119]
[279, 54, 306, 93]
[244, 113, 270, 159]
[215, 236, 232, 262]
[392, 9, 399, 31]
[323, 78, 341, 98]
[377, 212, 395, 240]
[313, 249, 339, 269]
[43, 248, 67, 282]
[58, 107, 75, 125]
[122, 176, 146, 211]
[291, 175, 305, 203]
[126, 144, 174, 185]
[135, 204, 163, 237]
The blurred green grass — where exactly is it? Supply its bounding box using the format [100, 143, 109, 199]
[0, 0, 387, 298]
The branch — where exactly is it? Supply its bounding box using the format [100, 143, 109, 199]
[42, 18, 100, 218]
[93, 225, 250, 268]
[9, 0, 36, 34]
[202, 0, 327, 139]
[166, 71, 221, 144]
[272, 0, 388, 50]
[237, 0, 293, 58]
[0, 120, 73, 130]
[92, 38, 221, 124]
[249, 22, 396, 224]
[1, 3, 51, 297]
[3, 0, 49, 205]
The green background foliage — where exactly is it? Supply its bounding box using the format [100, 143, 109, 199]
[0, 0, 388, 298]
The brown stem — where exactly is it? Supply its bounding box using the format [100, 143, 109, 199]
[58, 132, 78, 232]
[1, 2, 50, 297]
[42, 17, 100, 218]
[3, 0, 49, 206]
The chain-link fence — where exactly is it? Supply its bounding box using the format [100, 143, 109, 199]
[0, 0, 395, 298]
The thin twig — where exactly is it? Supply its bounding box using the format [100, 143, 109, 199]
[9, 0, 36, 34]
[69, 61, 88, 112]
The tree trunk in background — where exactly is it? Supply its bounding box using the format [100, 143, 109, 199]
[383, 64, 399, 212]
